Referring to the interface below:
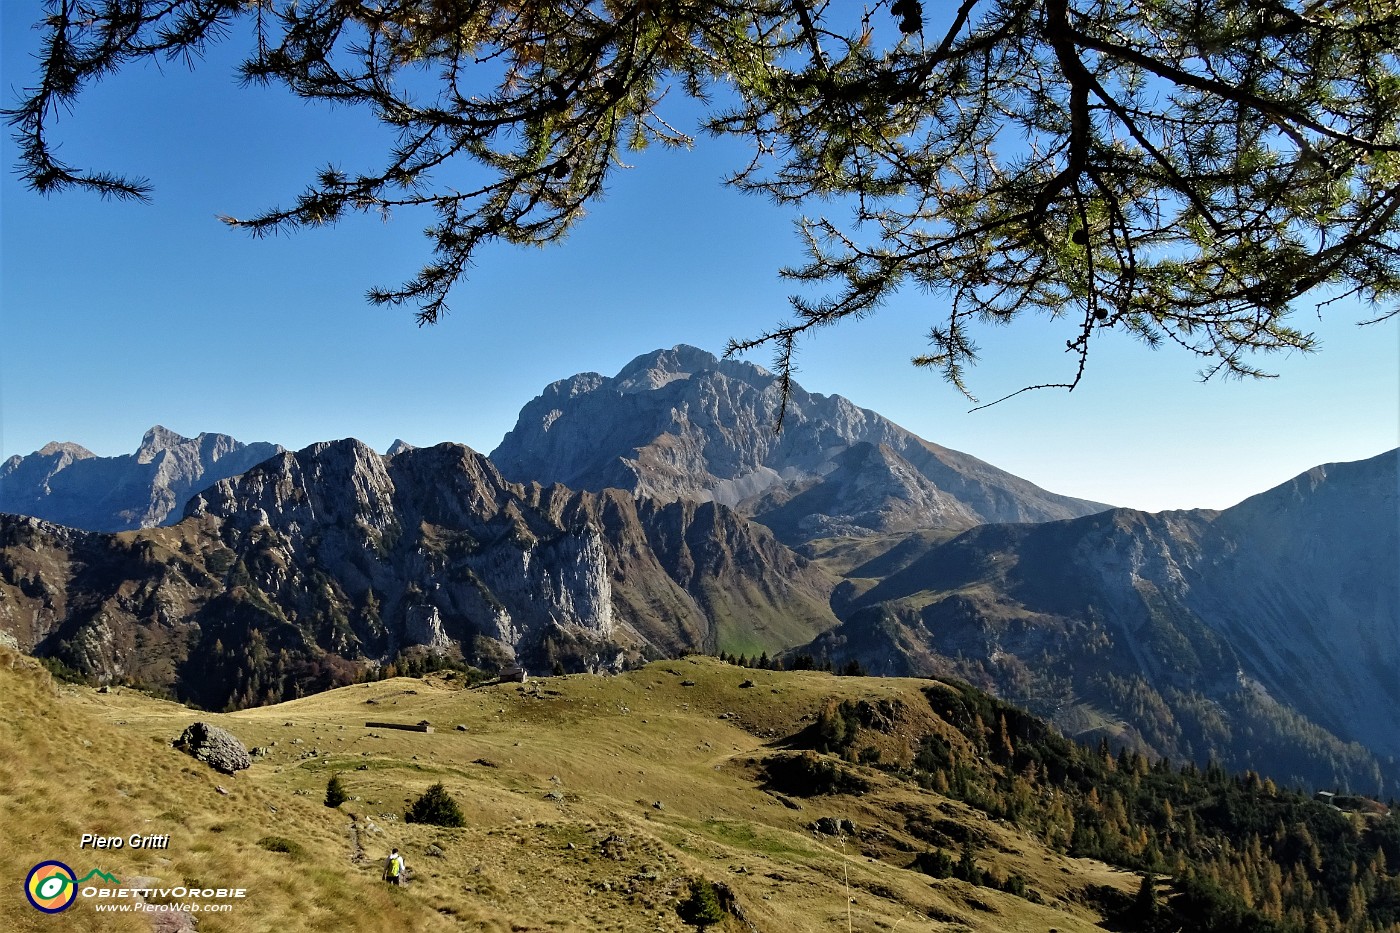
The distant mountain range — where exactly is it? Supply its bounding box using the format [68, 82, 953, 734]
[0, 426, 282, 532]
[0, 440, 834, 709]
[0, 346, 1394, 793]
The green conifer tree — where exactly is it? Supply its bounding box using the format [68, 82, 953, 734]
[956, 839, 983, 886]
[405, 782, 466, 827]
[324, 772, 347, 808]
[678, 878, 725, 930]
[1136, 873, 1159, 922]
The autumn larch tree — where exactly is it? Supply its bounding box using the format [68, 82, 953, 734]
[9, 0, 1400, 409]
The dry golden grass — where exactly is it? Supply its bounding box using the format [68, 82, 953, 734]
[2, 649, 1136, 932]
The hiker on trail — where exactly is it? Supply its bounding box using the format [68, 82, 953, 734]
[384, 847, 405, 885]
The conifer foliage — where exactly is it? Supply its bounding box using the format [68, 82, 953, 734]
[808, 680, 1400, 933]
[404, 782, 466, 828]
[324, 772, 347, 808]
[678, 878, 726, 930]
[9, 1, 1400, 401]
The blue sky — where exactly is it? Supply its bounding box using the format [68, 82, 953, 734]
[2, 4, 1396, 513]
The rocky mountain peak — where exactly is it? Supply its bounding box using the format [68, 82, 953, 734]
[613, 344, 784, 395]
[5, 433, 836, 704]
[550, 371, 608, 400]
[493, 346, 1109, 543]
[35, 441, 96, 460]
[614, 344, 723, 393]
[187, 438, 398, 533]
[136, 424, 188, 463]
[799, 448, 1399, 788]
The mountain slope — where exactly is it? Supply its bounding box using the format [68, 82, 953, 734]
[0, 426, 283, 531]
[0, 649, 1131, 933]
[795, 450, 1399, 793]
[7, 650, 1396, 933]
[0, 440, 836, 708]
[491, 345, 1110, 543]
[1199, 453, 1400, 758]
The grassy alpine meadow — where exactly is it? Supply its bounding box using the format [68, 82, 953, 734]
[3, 645, 1149, 932]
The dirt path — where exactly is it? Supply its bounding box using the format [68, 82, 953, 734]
[347, 814, 368, 866]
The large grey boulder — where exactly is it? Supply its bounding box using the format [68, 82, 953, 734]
[174, 722, 251, 774]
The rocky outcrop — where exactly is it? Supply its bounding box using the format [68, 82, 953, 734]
[174, 722, 251, 774]
[0, 426, 282, 531]
[183, 439, 836, 668]
[491, 346, 1108, 543]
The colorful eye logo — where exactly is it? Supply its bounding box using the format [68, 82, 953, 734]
[26, 861, 78, 913]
